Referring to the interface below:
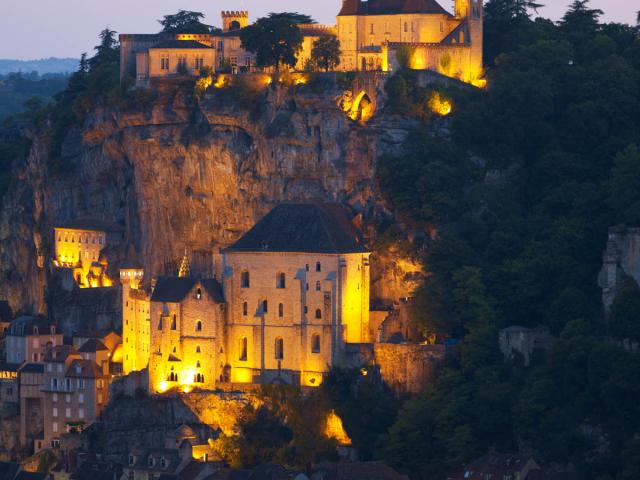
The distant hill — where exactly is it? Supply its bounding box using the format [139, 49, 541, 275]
[0, 58, 79, 75]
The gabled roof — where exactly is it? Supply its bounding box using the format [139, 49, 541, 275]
[45, 345, 78, 363]
[19, 363, 44, 374]
[225, 203, 368, 255]
[65, 359, 104, 379]
[151, 277, 224, 304]
[150, 40, 213, 50]
[338, 0, 452, 16]
[78, 338, 109, 353]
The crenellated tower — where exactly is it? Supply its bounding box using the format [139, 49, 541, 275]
[221, 11, 249, 32]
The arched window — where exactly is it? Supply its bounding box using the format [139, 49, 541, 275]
[196, 361, 201, 368]
[262, 300, 268, 314]
[158, 317, 163, 330]
[195, 288, 202, 300]
[196, 346, 201, 353]
[278, 303, 284, 318]
[315, 309, 322, 319]
[315, 281, 321, 291]
[172, 346, 176, 353]
[312, 334, 321, 353]
[242, 302, 248, 316]
[275, 337, 284, 360]
[171, 315, 177, 330]
[239, 337, 248, 361]
[196, 320, 202, 332]
[195, 373, 205, 383]
[316, 262, 322, 272]
[241, 271, 250, 288]
[276, 272, 286, 289]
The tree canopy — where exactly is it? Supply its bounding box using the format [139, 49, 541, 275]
[240, 13, 307, 72]
[311, 34, 341, 71]
[158, 10, 211, 34]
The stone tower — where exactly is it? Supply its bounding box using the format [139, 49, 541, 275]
[222, 11, 249, 32]
[455, 0, 484, 81]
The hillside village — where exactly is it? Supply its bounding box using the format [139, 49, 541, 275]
[1, 0, 638, 479]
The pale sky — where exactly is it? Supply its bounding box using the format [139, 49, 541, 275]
[0, 0, 637, 60]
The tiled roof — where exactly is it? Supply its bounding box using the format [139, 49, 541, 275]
[45, 345, 78, 363]
[78, 338, 109, 353]
[8, 316, 57, 337]
[0, 362, 21, 373]
[225, 203, 368, 254]
[19, 363, 44, 374]
[338, 0, 451, 16]
[151, 40, 213, 49]
[151, 277, 224, 304]
[65, 359, 104, 379]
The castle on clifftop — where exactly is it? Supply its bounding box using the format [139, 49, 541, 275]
[120, 0, 483, 86]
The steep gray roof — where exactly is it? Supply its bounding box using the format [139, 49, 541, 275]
[338, 0, 451, 16]
[151, 40, 213, 49]
[225, 203, 368, 254]
[78, 338, 109, 353]
[151, 277, 224, 303]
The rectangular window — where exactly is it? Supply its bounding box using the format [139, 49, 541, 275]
[195, 57, 204, 70]
[65, 408, 71, 418]
[239, 337, 248, 362]
[52, 407, 58, 417]
[52, 422, 58, 433]
[161, 55, 170, 71]
[245, 56, 252, 67]
[79, 408, 85, 419]
[78, 393, 84, 404]
[241, 271, 250, 288]
[230, 56, 238, 66]
[65, 394, 71, 403]
[276, 273, 286, 289]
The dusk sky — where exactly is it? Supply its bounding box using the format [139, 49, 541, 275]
[1, 0, 637, 60]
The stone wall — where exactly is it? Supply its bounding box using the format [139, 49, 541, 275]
[374, 343, 445, 394]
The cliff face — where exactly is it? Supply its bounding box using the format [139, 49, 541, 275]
[0, 77, 422, 321]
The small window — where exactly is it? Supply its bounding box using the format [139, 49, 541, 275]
[278, 303, 284, 318]
[315, 281, 321, 291]
[129, 455, 135, 466]
[196, 360, 201, 368]
[312, 334, 321, 353]
[195, 288, 202, 300]
[404, 22, 408, 33]
[304, 306, 308, 314]
[196, 345, 201, 353]
[241, 271, 250, 288]
[315, 309, 322, 319]
[158, 317, 163, 330]
[316, 262, 321, 272]
[239, 337, 248, 361]
[196, 320, 202, 332]
[171, 315, 177, 330]
[242, 302, 248, 316]
[276, 272, 286, 289]
[275, 337, 284, 360]
[262, 300, 268, 314]
[305, 264, 310, 272]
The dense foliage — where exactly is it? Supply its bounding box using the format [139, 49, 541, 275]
[310, 34, 341, 72]
[240, 13, 311, 72]
[159, 10, 212, 34]
[376, 1, 640, 478]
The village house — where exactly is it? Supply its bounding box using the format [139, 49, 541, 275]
[4, 316, 62, 364]
[41, 344, 110, 450]
[18, 363, 45, 450]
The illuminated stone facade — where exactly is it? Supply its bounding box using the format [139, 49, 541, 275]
[121, 267, 150, 375]
[129, 204, 371, 393]
[338, 0, 484, 83]
[53, 220, 121, 288]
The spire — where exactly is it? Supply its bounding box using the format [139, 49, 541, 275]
[178, 249, 190, 278]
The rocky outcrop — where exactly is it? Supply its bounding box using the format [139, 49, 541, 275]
[599, 227, 640, 312]
[0, 75, 427, 329]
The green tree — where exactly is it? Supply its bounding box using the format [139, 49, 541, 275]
[89, 28, 119, 68]
[159, 10, 211, 34]
[607, 145, 640, 225]
[311, 34, 341, 71]
[240, 13, 305, 72]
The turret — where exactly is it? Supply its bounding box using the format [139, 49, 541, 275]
[221, 11, 248, 32]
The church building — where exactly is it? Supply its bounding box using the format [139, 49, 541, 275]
[121, 203, 371, 393]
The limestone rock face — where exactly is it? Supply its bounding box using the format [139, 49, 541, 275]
[0, 79, 423, 324]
